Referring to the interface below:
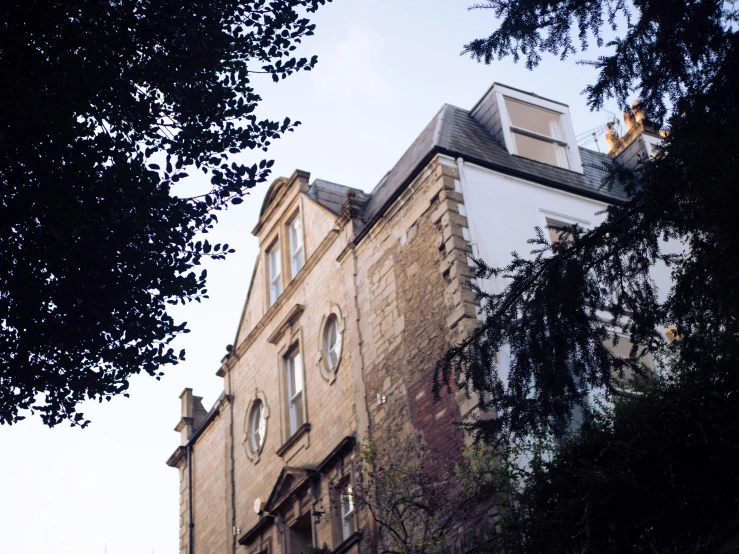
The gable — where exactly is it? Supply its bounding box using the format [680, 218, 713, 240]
[234, 255, 263, 346]
[265, 466, 318, 512]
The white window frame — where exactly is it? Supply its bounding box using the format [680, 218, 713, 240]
[250, 400, 266, 452]
[339, 483, 354, 541]
[267, 241, 282, 306]
[539, 209, 591, 246]
[325, 316, 341, 371]
[288, 214, 304, 279]
[317, 304, 345, 384]
[244, 390, 270, 463]
[495, 84, 583, 174]
[285, 348, 304, 436]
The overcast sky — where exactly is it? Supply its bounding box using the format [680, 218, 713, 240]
[0, 2, 626, 553]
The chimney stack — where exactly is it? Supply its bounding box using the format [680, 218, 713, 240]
[624, 99, 646, 134]
[175, 388, 208, 445]
[605, 121, 620, 151]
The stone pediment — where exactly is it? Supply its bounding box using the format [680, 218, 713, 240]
[265, 466, 318, 513]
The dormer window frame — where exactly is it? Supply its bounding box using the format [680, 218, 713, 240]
[495, 85, 584, 174]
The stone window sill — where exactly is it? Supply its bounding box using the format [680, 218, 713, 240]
[333, 532, 362, 554]
[276, 423, 311, 457]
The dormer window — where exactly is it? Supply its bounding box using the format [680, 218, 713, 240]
[472, 84, 583, 173]
[267, 241, 282, 305]
[288, 215, 304, 278]
[505, 98, 570, 169]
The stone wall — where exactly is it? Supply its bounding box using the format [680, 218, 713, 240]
[224, 172, 368, 551]
[170, 155, 487, 554]
[191, 413, 230, 554]
[356, 154, 478, 470]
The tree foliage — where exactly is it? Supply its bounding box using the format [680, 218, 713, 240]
[463, 0, 735, 120]
[435, 0, 739, 447]
[434, 1, 739, 551]
[0, 0, 329, 426]
[497, 376, 739, 553]
[355, 443, 504, 554]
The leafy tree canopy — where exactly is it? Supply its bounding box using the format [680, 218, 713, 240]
[435, 0, 739, 445]
[0, 0, 329, 426]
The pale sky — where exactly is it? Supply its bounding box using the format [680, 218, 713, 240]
[0, 2, 625, 553]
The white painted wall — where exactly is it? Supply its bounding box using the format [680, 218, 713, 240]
[455, 158, 678, 300]
[453, 157, 681, 383]
[457, 160, 609, 293]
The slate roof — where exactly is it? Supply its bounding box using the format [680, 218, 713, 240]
[307, 179, 370, 216]
[308, 102, 624, 241]
[360, 104, 624, 232]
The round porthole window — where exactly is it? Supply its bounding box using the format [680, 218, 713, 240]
[249, 399, 266, 453]
[318, 306, 345, 384]
[324, 315, 342, 371]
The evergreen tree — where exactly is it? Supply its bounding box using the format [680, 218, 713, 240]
[0, 0, 329, 426]
[495, 376, 739, 553]
[435, 0, 739, 447]
[436, 3, 739, 551]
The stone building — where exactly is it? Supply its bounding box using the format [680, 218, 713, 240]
[166, 82, 664, 554]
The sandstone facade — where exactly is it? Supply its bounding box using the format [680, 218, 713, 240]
[167, 82, 662, 554]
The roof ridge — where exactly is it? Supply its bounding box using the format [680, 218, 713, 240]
[432, 104, 453, 149]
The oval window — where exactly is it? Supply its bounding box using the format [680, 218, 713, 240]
[249, 400, 266, 452]
[324, 315, 342, 371]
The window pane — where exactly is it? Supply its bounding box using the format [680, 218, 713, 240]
[292, 249, 304, 276]
[326, 320, 335, 351]
[286, 355, 295, 397]
[271, 279, 282, 305]
[286, 349, 304, 435]
[340, 485, 354, 540]
[269, 244, 281, 280]
[257, 408, 266, 447]
[268, 243, 282, 305]
[290, 218, 302, 249]
[289, 218, 304, 276]
[545, 218, 574, 245]
[505, 98, 564, 139]
[293, 392, 304, 429]
[325, 318, 340, 370]
[289, 513, 312, 554]
[293, 352, 302, 393]
[512, 132, 569, 169]
[251, 401, 264, 451]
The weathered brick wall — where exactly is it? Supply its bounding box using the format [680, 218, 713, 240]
[356, 154, 478, 470]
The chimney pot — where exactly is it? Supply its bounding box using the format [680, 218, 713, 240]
[632, 99, 646, 123]
[605, 122, 620, 150]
